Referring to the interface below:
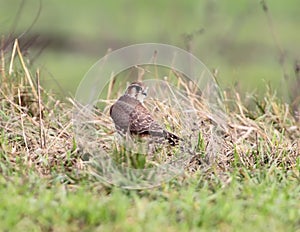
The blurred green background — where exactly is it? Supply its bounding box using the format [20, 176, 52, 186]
[1, 0, 299, 98]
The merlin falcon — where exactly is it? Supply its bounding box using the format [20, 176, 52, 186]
[110, 82, 181, 146]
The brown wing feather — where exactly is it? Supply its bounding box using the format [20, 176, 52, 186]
[129, 103, 164, 136]
[110, 95, 139, 133]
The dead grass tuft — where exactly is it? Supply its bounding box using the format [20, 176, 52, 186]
[0, 40, 299, 184]
[0, 40, 83, 178]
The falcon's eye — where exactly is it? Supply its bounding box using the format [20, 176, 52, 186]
[134, 86, 142, 92]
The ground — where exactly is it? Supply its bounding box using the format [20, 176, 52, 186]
[0, 40, 299, 231]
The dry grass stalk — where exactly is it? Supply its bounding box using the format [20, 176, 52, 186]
[0, 41, 299, 183]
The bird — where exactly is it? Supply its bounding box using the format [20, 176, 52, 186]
[109, 81, 181, 146]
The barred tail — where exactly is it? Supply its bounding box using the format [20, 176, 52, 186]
[165, 131, 181, 146]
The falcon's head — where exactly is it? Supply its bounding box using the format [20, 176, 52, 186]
[125, 82, 148, 103]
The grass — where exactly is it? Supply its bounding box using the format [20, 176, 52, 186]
[1, 40, 300, 231]
[1, 167, 300, 231]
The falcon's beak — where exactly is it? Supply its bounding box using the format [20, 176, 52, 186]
[142, 87, 148, 96]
